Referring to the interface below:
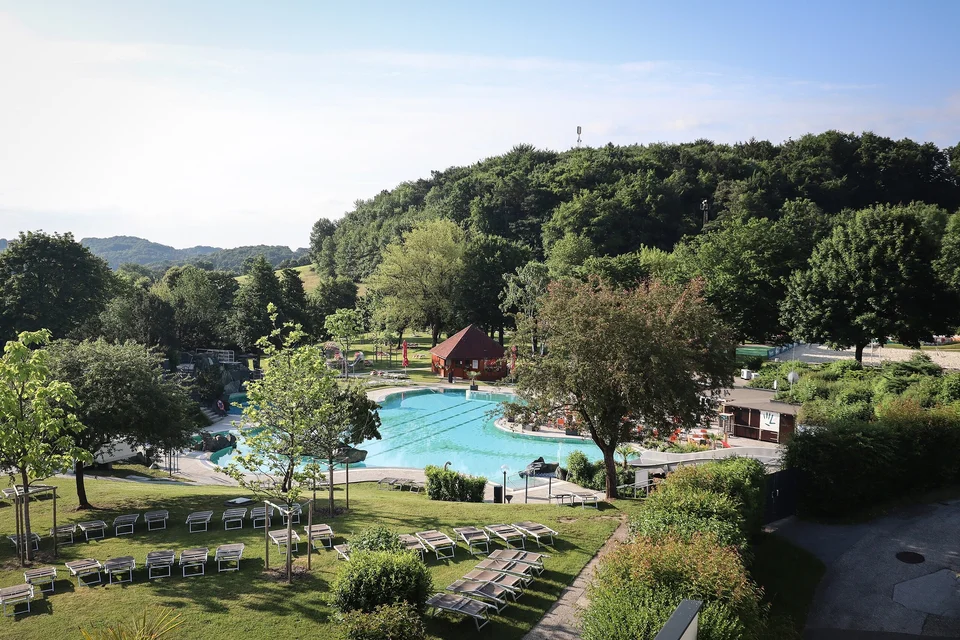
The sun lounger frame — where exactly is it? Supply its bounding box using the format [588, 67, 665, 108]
[222, 508, 247, 530]
[144, 510, 169, 531]
[268, 529, 301, 555]
[78, 520, 107, 541]
[146, 550, 175, 579]
[485, 524, 526, 549]
[23, 566, 57, 594]
[334, 544, 351, 561]
[446, 579, 515, 612]
[512, 521, 558, 548]
[280, 503, 302, 526]
[572, 492, 600, 509]
[8, 533, 41, 552]
[487, 549, 548, 574]
[179, 548, 209, 577]
[427, 592, 496, 631]
[453, 526, 491, 555]
[215, 543, 244, 572]
[398, 534, 427, 560]
[305, 524, 334, 550]
[462, 569, 526, 596]
[377, 477, 399, 489]
[113, 514, 140, 536]
[250, 506, 273, 529]
[416, 530, 456, 560]
[104, 556, 136, 584]
[50, 524, 77, 545]
[186, 511, 213, 533]
[473, 559, 534, 584]
[0, 584, 34, 617]
[65, 559, 103, 587]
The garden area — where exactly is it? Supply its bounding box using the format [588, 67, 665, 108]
[0, 478, 633, 639]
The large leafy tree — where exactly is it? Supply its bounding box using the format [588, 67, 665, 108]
[278, 268, 310, 334]
[98, 285, 177, 351]
[309, 218, 338, 278]
[309, 277, 359, 336]
[324, 308, 364, 376]
[0, 231, 114, 342]
[509, 278, 734, 498]
[231, 256, 283, 351]
[782, 204, 957, 362]
[935, 212, 960, 300]
[0, 330, 90, 561]
[154, 265, 229, 350]
[367, 219, 466, 346]
[500, 261, 550, 355]
[454, 234, 529, 343]
[47, 339, 197, 508]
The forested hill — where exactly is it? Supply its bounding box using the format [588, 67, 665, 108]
[81, 236, 310, 272]
[315, 131, 960, 280]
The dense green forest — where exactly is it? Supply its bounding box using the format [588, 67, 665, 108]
[314, 131, 960, 281]
[77, 236, 309, 272]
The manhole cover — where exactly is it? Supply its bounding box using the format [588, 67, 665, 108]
[895, 551, 925, 564]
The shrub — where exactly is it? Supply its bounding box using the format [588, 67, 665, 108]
[423, 465, 486, 502]
[582, 534, 768, 640]
[341, 602, 426, 640]
[629, 508, 746, 550]
[644, 485, 745, 537]
[331, 551, 432, 614]
[940, 372, 960, 404]
[835, 382, 873, 405]
[351, 526, 404, 553]
[664, 458, 766, 535]
[566, 450, 592, 484]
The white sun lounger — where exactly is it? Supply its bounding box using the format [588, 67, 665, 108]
[186, 511, 213, 533]
[446, 579, 514, 612]
[462, 569, 526, 595]
[415, 529, 456, 560]
[485, 524, 526, 549]
[473, 558, 535, 584]
[572, 492, 600, 509]
[305, 524, 334, 550]
[453, 526, 491, 555]
[268, 529, 300, 555]
[279, 503, 302, 525]
[50, 524, 77, 545]
[427, 592, 496, 631]
[398, 534, 427, 560]
[23, 566, 57, 594]
[215, 543, 244, 572]
[377, 477, 399, 489]
[7, 533, 40, 552]
[144, 510, 169, 531]
[408, 480, 425, 493]
[78, 520, 107, 541]
[487, 549, 548, 574]
[250, 506, 273, 529]
[511, 521, 558, 548]
[113, 514, 140, 536]
[146, 550, 175, 579]
[222, 508, 247, 530]
[179, 547, 209, 577]
[104, 556, 136, 584]
[333, 544, 351, 561]
[65, 558, 103, 587]
[0, 584, 34, 617]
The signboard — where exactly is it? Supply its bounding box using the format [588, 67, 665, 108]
[760, 411, 780, 432]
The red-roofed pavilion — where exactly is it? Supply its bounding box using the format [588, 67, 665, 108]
[430, 325, 507, 381]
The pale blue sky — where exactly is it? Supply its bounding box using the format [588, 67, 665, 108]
[1, 1, 957, 248]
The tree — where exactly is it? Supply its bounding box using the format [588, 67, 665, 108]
[309, 277, 360, 336]
[367, 219, 466, 346]
[453, 234, 529, 343]
[508, 278, 734, 498]
[578, 246, 677, 289]
[231, 256, 283, 351]
[154, 266, 228, 350]
[47, 339, 197, 508]
[782, 204, 956, 362]
[545, 232, 595, 279]
[0, 330, 90, 561]
[500, 261, 550, 355]
[0, 231, 114, 342]
[325, 308, 364, 376]
[98, 285, 177, 351]
[278, 268, 310, 334]
[305, 383, 381, 515]
[935, 212, 960, 300]
[310, 218, 338, 277]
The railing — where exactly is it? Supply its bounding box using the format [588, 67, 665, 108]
[654, 599, 702, 640]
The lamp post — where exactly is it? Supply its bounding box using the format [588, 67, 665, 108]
[501, 465, 508, 495]
[700, 199, 710, 227]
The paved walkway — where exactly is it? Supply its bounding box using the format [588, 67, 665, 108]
[776, 343, 960, 370]
[769, 500, 960, 638]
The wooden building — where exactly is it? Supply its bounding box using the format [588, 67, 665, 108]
[721, 387, 798, 444]
[430, 325, 507, 381]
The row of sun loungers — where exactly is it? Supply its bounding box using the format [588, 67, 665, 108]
[376, 477, 425, 492]
[427, 549, 549, 629]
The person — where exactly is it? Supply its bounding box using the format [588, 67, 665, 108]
[216, 399, 226, 415]
[447, 370, 454, 384]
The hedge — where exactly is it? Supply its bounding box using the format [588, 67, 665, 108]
[423, 465, 486, 502]
[341, 602, 426, 640]
[662, 458, 767, 535]
[330, 551, 432, 613]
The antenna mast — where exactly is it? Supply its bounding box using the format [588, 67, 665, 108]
[576, 125, 582, 148]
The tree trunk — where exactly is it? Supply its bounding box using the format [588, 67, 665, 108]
[396, 328, 404, 350]
[75, 460, 91, 509]
[498, 326, 504, 346]
[328, 462, 335, 516]
[601, 448, 619, 500]
[855, 342, 866, 363]
[20, 470, 33, 561]
[431, 325, 441, 347]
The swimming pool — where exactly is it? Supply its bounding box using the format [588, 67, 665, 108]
[223, 388, 604, 488]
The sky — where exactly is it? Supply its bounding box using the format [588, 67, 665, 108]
[1, 1, 958, 249]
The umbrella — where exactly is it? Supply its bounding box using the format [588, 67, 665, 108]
[402, 340, 409, 368]
[335, 446, 368, 511]
[510, 344, 517, 372]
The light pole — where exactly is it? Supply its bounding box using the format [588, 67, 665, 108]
[501, 465, 508, 494]
[700, 199, 710, 228]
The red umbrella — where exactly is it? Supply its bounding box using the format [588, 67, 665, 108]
[402, 340, 409, 368]
[510, 344, 517, 372]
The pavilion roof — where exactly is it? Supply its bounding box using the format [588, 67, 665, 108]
[429, 324, 505, 360]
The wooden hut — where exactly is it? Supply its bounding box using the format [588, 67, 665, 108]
[430, 325, 506, 381]
[721, 387, 798, 444]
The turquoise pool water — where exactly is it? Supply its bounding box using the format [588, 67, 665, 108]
[224, 388, 604, 488]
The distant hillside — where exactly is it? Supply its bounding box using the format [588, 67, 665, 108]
[0, 238, 7, 252]
[81, 235, 310, 273]
[81, 236, 220, 269]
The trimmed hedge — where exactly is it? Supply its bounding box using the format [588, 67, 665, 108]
[423, 465, 486, 502]
[330, 551, 432, 614]
[341, 602, 426, 640]
[628, 507, 746, 550]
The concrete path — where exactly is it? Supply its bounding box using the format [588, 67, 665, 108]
[776, 343, 960, 371]
[770, 500, 960, 638]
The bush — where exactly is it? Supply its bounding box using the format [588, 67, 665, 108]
[940, 372, 960, 404]
[330, 551, 432, 614]
[351, 526, 404, 553]
[663, 458, 766, 535]
[566, 450, 591, 484]
[423, 465, 486, 502]
[629, 508, 746, 550]
[341, 602, 426, 640]
[582, 534, 768, 640]
[566, 451, 631, 491]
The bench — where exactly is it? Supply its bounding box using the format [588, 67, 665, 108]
[113, 514, 140, 536]
[78, 520, 107, 541]
[104, 556, 136, 584]
[0, 584, 34, 617]
[179, 548, 209, 577]
[23, 566, 57, 594]
[144, 510, 169, 531]
[186, 511, 213, 533]
[145, 550, 175, 579]
[65, 558, 103, 587]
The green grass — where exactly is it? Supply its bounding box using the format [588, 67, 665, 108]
[750, 533, 825, 635]
[236, 265, 323, 293]
[2, 479, 626, 639]
[736, 345, 773, 358]
[85, 464, 192, 482]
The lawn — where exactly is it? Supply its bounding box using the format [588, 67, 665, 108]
[750, 532, 825, 635]
[736, 345, 773, 358]
[236, 265, 323, 293]
[1, 478, 626, 639]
